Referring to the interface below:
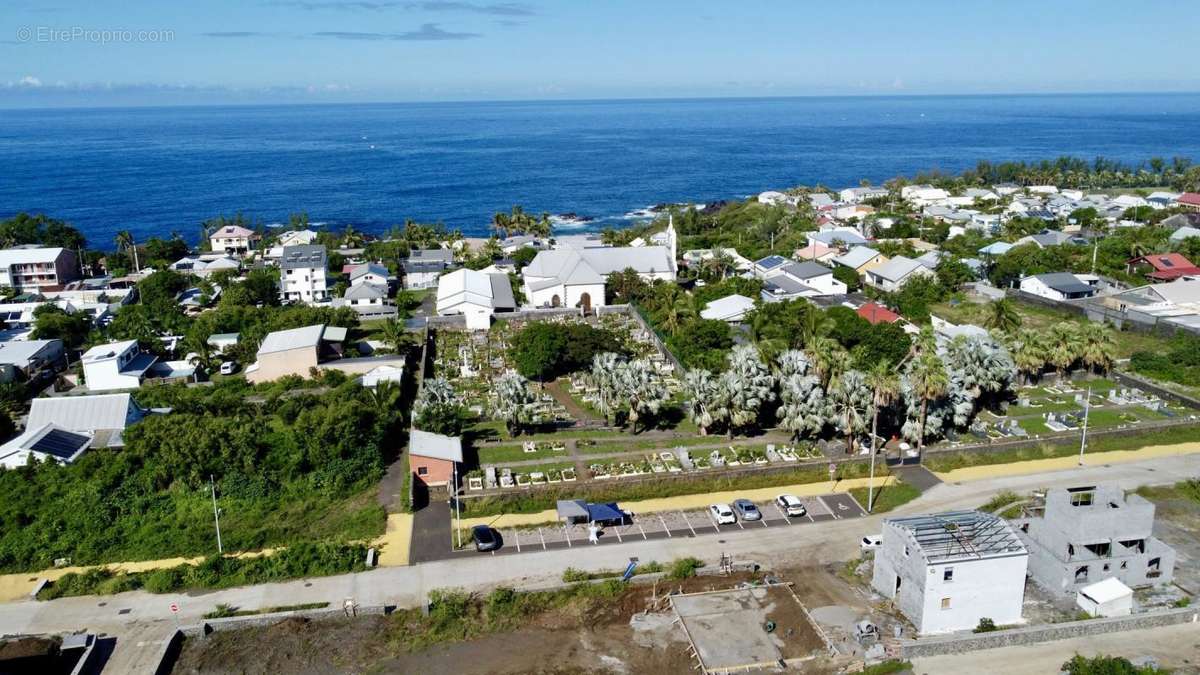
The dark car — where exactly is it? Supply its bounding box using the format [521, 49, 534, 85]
[472, 525, 501, 552]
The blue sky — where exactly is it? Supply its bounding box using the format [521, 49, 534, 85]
[3, 0, 1199, 107]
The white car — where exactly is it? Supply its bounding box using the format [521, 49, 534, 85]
[219, 361, 237, 376]
[860, 535, 883, 551]
[709, 503, 736, 525]
[775, 494, 807, 517]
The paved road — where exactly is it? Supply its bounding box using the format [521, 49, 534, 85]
[3, 452, 1197, 673]
[409, 500, 451, 564]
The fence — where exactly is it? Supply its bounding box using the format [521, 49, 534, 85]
[897, 607, 1200, 659]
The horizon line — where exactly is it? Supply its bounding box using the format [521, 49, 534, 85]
[3, 89, 1200, 113]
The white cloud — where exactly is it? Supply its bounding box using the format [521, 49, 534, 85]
[18, 75, 42, 87]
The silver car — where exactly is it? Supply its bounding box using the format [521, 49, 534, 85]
[732, 499, 762, 521]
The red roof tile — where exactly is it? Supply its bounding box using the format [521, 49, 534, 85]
[1178, 192, 1200, 206]
[857, 301, 901, 324]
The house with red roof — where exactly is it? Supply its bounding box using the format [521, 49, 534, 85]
[1127, 253, 1200, 282]
[857, 301, 901, 325]
[1176, 192, 1200, 211]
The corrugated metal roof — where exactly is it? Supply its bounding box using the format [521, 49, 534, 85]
[27, 393, 140, 433]
[257, 324, 325, 355]
[409, 429, 463, 462]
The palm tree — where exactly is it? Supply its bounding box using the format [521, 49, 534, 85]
[367, 380, 402, 416]
[865, 361, 900, 512]
[700, 249, 735, 280]
[115, 230, 140, 272]
[829, 369, 870, 454]
[491, 212, 513, 239]
[983, 298, 1021, 334]
[1078, 323, 1116, 375]
[777, 372, 827, 442]
[799, 309, 834, 349]
[588, 353, 623, 425]
[660, 288, 695, 333]
[683, 368, 719, 436]
[494, 371, 535, 437]
[722, 345, 776, 438]
[908, 353, 949, 457]
[1046, 322, 1080, 381]
[613, 359, 669, 434]
[188, 340, 221, 378]
[378, 318, 412, 354]
[1011, 332, 1047, 384]
[805, 336, 848, 387]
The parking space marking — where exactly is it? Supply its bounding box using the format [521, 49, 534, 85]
[513, 530, 521, 552]
[736, 518, 744, 529]
[614, 526, 623, 542]
[819, 496, 840, 519]
[773, 503, 789, 521]
[538, 528, 547, 550]
[759, 517, 769, 528]
[563, 524, 572, 548]
[680, 510, 696, 536]
[658, 514, 672, 537]
[705, 510, 723, 532]
[637, 522, 648, 540]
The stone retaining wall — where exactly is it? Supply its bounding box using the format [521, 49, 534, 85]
[1111, 370, 1200, 410]
[898, 607, 1200, 659]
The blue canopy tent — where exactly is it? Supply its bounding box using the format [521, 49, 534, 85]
[586, 502, 627, 526]
[556, 499, 627, 525]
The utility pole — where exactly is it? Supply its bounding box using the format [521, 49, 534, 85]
[1077, 385, 1092, 466]
[209, 474, 223, 554]
[452, 463, 462, 549]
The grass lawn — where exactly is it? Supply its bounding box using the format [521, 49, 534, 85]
[930, 299, 1168, 359]
[476, 444, 570, 464]
[924, 422, 1200, 473]
[850, 480, 921, 514]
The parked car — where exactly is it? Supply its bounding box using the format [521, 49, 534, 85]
[709, 503, 736, 525]
[732, 499, 762, 521]
[775, 494, 807, 517]
[472, 525, 501, 552]
[860, 535, 883, 551]
[219, 361, 237, 375]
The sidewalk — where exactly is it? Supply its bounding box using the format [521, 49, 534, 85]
[932, 440, 1200, 483]
[459, 474, 895, 529]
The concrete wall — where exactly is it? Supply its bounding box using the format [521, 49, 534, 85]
[898, 607, 1200, 659]
[245, 347, 319, 384]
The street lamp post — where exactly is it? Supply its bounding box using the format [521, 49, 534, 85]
[210, 474, 223, 554]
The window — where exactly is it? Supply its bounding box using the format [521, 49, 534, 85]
[1068, 487, 1095, 507]
[943, 568, 954, 582]
[940, 597, 951, 610]
[904, 546, 910, 557]
[416, 466, 428, 476]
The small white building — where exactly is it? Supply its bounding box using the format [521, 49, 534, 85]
[208, 225, 260, 255]
[349, 262, 390, 288]
[1075, 577, 1133, 618]
[871, 511, 1028, 635]
[169, 255, 240, 278]
[436, 268, 516, 330]
[279, 245, 329, 304]
[1019, 273, 1098, 301]
[81, 340, 158, 391]
[699, 294, 755, 322]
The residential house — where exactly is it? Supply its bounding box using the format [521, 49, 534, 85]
[794, 242, 839, 264]
[81, 340, 158, 391]
[915, 250, 944, 270]
[1127, 253, 1200, 282]
[834, 204, 875, 222]
[408, 429, 463, 487]
[206, 333, 239, 354]
[436, 268, 516, 329]
[806, 228, 868, 250]
[208, 225, 260, 255]
[277, 229, 318, 247]
[838, 186, 889, 203]
[522, 225, 675, 310]
[757, 190, 797, 206]
[499, 235, 547, 255]
[25, 392, 153, 448]
[680, 248, 754, 274]
[978, 241, 1014, 257]
[970, 213, 1002, 234]
[1019, 273, 1099, 301]
[0, 424, 92, 469]
[1016, 230, 1086, 248]
[245, 324, 345, 384]
[1168, 225, 1200, 243]
[348, 262, 390, 289]
[1175, 192, 1200, 211]
[335, 282, 395, 319]
[401, 260, 445, 290]
[169, 256, 240, 278]
[762, 261, 846, 299]
[0, 339, 65, 384]
[865, 256, 934, 292]
[963, 188, 1000, 202]
[871, 511, 1028, 635]
[0, 247, 80, 291]
[1014, 484, 1176, 594]
[993, 183, 1021, 196]
[831, 247, 887, 276]
[856, 301, 901, 325]
[279, 245, 329, 304]
[808, 193, 835, 209]
[699, 294, 755, 322]
[901, 185, 951, 206]
[753, 255, 793, 279]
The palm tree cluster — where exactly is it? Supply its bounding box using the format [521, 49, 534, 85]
[681, 333, 1018, 453]
[412, 376, 465, 434]
[491, 206, 553, 239]
[586, 353, 670, 433]
[493, 371, 536, 437]
[1000, 320, 1116, 384]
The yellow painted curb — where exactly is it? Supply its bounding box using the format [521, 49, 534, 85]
[460, 475, 896, 530]
[374, 513, 413, 567]
[933, 441, 1200, 483]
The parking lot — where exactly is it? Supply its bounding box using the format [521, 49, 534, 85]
[452, 493, 868, 559]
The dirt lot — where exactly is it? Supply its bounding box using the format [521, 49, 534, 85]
[171, 569, 854, 675]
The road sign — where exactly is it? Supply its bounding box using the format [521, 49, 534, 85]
[169, 602, 179, 614]
[828, 463, 837, 478]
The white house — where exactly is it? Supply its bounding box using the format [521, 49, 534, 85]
[838, 186, 889, 203]
[871, 511, 1028, 635]
[279, 245, 329, 304]
[901, 185, 951, 206]
[349, 262, 390, 288]
[0, 424, 92, 469]
[1019, 273, 1098, 301]
[699, 294, 755, 322]
[770, 261, 846, 295]
[0, 247, 80, 291]
[169, 255, 240, 278]
[335, 282, 394, 318]
[277, 229, 318, 247]
[436, 268, 516, 330]
[864, 256, 934, 292]
[26, 392, 151, 448]
[208, 225, 260, 255]
[522, 224, 676, 310]
[81, 340, 158, 391]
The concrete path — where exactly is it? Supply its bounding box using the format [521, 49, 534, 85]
[409, 500, 452, 564]
[891, 464, 942, 491]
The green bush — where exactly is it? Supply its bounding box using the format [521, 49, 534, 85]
[561, 567, 591, 583]
[974, 617, 997, 633]
[668, 557, 703, 580]
[980, 490, 1021, 513]
[1062, 654, 1169, 675]
[861, 661, 913, 675]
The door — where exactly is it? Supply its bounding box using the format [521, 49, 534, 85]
[580, 292, 592, 314]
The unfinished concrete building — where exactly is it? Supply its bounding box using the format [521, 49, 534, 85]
[1014, 484, 1175, 594]
[871, 511, 1028, 634]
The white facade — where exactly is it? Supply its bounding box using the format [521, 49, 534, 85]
[208, 225, 259, 254]
[81, 340, 158, 391]
[0, 247, 80, 291]
[871, 512, 1028, 635]
[436, 268, 516, 330]
[865, 256, 934, 292]
[280, 245, 329, 305]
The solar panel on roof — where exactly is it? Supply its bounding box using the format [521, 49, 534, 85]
[30, 428, 90, 459]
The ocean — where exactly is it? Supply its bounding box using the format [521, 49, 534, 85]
[2, 93, 1200, 248]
